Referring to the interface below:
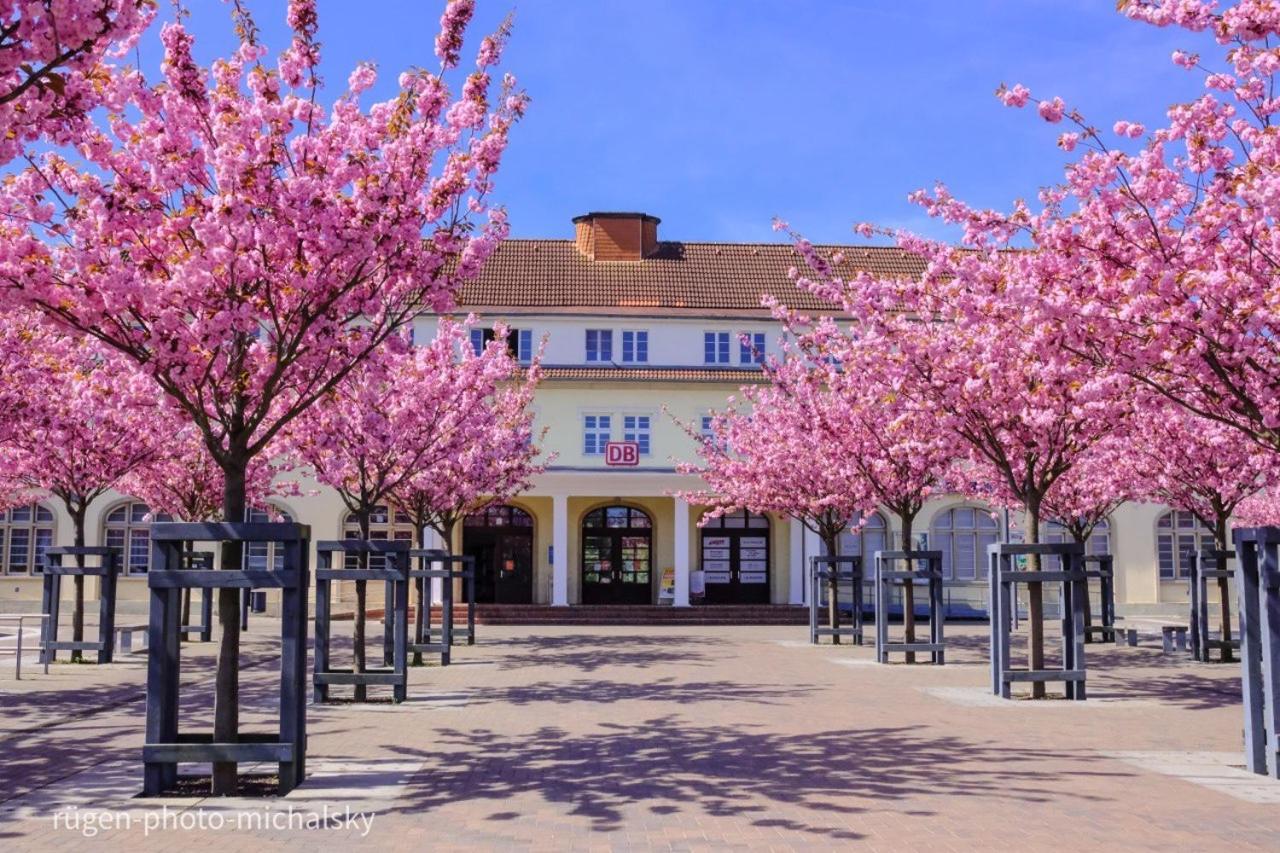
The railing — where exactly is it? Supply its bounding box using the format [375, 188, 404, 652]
[0, 613, 51, 679]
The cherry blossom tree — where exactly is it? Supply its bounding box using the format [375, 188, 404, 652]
[0, 0, 155, 165]
[677, 345, 875, 642]
[1130, 401, 1271, 552]
[1039, 435, 1135, 549]
[1126, 398, 1275, 657]
[289, 321, 541, 695]
[122, 420, 289, 525]
[775, 313, 962, 656]
[0, 0, 524, 791]
[388, 327, 547, 663]
[785, 229, 1133, 694]
[899, 1, 1280, 472]
[1, 318, 160, 660]
[122, 419, 295, 632]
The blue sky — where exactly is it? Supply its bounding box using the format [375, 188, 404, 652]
[156, 1, 1210, 244]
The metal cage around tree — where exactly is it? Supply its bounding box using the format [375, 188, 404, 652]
[142, 522, 310, 797]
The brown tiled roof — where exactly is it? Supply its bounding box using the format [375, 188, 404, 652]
[457, 240, 923, 315]
[542, 366, 768, 384]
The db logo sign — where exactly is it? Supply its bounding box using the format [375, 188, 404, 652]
[605, 441, 640, 466]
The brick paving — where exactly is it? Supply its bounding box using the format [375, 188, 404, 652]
[1, 620, 1278, 850]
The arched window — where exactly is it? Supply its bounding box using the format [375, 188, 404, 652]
[931, 505, 999, 581]
[834, 512, 890, 560]
[465, 504, 533, 528]
[245, 505, 295, 570]
[342, 505, 416, 568]
[1040, 518, 1111, 570]
[1, 501, 55, 574]
[103, 501, 171, 575]
[1157, 510, 1214, 580]
[702, 508, 769, 530]
[582, 505, 652, 604]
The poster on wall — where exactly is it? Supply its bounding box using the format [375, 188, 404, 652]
[658, 567, 675, 601]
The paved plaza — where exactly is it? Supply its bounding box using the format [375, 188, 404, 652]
[2, 620, 1279, 850]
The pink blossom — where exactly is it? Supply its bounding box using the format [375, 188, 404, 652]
[998, 83, 1031, 108]
[1038, 96, 1066, 123]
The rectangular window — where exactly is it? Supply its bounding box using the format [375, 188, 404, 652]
[700, 415, 714, 437]
[502, 328, 533, 363]
[739, 332, 766, 364]
[621, 330, 649, 364]
[129, 529, 149, 573]
[7, 528, 29, 573]
[623, 414, 651, 455]
[586, 329, 613, 363]
[704, 331, 730, 364]
[583, 414, 612, 455]
[469, 328, 495, 356]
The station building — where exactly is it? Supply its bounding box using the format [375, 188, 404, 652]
[0, 212, 1221, 617]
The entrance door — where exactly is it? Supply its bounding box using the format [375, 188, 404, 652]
[581, 505, 653, 604]
[462, 505, 534, 604]
[701, 509, 770, 604]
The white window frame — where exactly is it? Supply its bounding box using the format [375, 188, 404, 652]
[621, 329, 649, 364]
[583, 413, 613, 455]
[585, 329, 613, 363]
[704, 331, 731, 365]
[622, 412, 653, 456]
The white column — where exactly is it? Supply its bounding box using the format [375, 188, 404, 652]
[674, 497, 691, 607]
[789, 517, 806, 605]
[422, 526, 446, 605]
[552, 494, 569, 606]
[803, 526, 822, 606]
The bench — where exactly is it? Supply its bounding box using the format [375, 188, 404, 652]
[115, 623, 149, 654]
[1161, 624, 1189, 654]
[1110, 625, 1138, 647]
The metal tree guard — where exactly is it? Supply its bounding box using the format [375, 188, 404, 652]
[313, 539, 410, 703]
[142, 522, 310, 797]
[1188, 548, 1238, 663]
[40, 547, 121, 664]
[1233, 526, 1280, 778]
[873, 550, 945, 664]
[1081, 554, 1118, 644]
[988, 542, 1087, 700]
[808, 555, 863, 645]
[177, 551, 215, 643]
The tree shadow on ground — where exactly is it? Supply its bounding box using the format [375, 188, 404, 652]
[0, 653, 288, 805]
[385, 718, 1125, 839]
[492, 633, 730, 673]
[459, 676, 815, 708]
[941, 629, 1241, 711]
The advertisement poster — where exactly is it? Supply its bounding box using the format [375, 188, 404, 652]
[659, 567, 675, 601]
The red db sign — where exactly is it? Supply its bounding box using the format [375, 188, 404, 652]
[605, 441, 640, 466]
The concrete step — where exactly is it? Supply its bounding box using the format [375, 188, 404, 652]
[346, 604, 809, 626]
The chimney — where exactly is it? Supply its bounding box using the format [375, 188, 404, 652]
[572, 212, 660, 261]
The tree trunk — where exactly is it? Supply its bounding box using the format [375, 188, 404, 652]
[441, 518, 458, 620]
[68, 501, 87, 664]
[822, 531, 840, 645]
[212, 460, 247, 796]
[352, 509, 371, 702]
[900, 515, 916, 664]
[1025, 501, 1046, 699]
[1214, 515, 1234, 662]
[412, 523, 428, 667]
